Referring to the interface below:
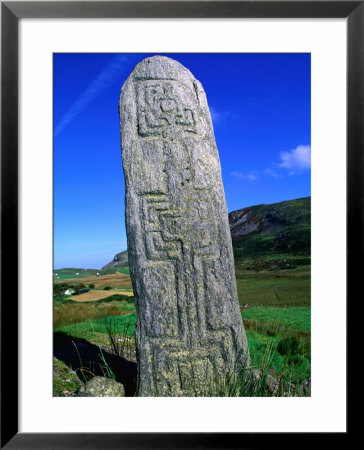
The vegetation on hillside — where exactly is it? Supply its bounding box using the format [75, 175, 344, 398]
[229, 197, 310, 257]
[101, 250, 129, 273]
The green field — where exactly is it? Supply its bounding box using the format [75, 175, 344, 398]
[53, 294, 135, 330]
[243, 306, 310, 333]
[58, 313, 137, 341]
[235, 265, 310, 307]
[101, 267, 130, 275]
[243, 306, 310, 384]
[53, 268, 100, 280]
[54, 267, 130, 280]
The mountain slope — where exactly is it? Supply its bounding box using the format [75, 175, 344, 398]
[101, 250, 129, 271]
[229, 197, 310, 257]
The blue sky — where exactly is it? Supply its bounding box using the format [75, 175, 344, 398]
[54, 53, 310, 269]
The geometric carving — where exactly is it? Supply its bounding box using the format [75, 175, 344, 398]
[136, 81, 198, 137]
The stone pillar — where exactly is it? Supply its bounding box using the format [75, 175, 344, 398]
[119, 56, 249, 396]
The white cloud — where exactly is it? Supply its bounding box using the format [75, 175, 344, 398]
[209, 107, 221, 124]
[54, 54, 131, 137]
[279, 145, 311, 171]
[264, 168, 282, 179]
[230, 170, 258, 181]
[209, 106, 233, 127]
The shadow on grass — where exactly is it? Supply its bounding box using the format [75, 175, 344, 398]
[54, 331, 137, 396]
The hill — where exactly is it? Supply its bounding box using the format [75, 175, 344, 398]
[101, 250, 129, 272]
[229, 197, 310, 258]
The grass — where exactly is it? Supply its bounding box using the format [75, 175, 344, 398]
[57, 313, 137, 343]
[242, 306, 310, 385]
[53, 357, 82, 396]
[54, 296, 135, 330]
[243, 306, 310, 332]
[246, 330, 310, 385]
[235, 265, 310, 307]
[105, 316, 136, 361]
[102, 267, 130, 275]
[53, 268, 100, 280]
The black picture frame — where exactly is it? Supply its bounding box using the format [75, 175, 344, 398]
[1, 1, 358, 448]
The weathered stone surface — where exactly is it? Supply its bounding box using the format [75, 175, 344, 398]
[119, 56, 249, 396]
[77, 376, 125, 397]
